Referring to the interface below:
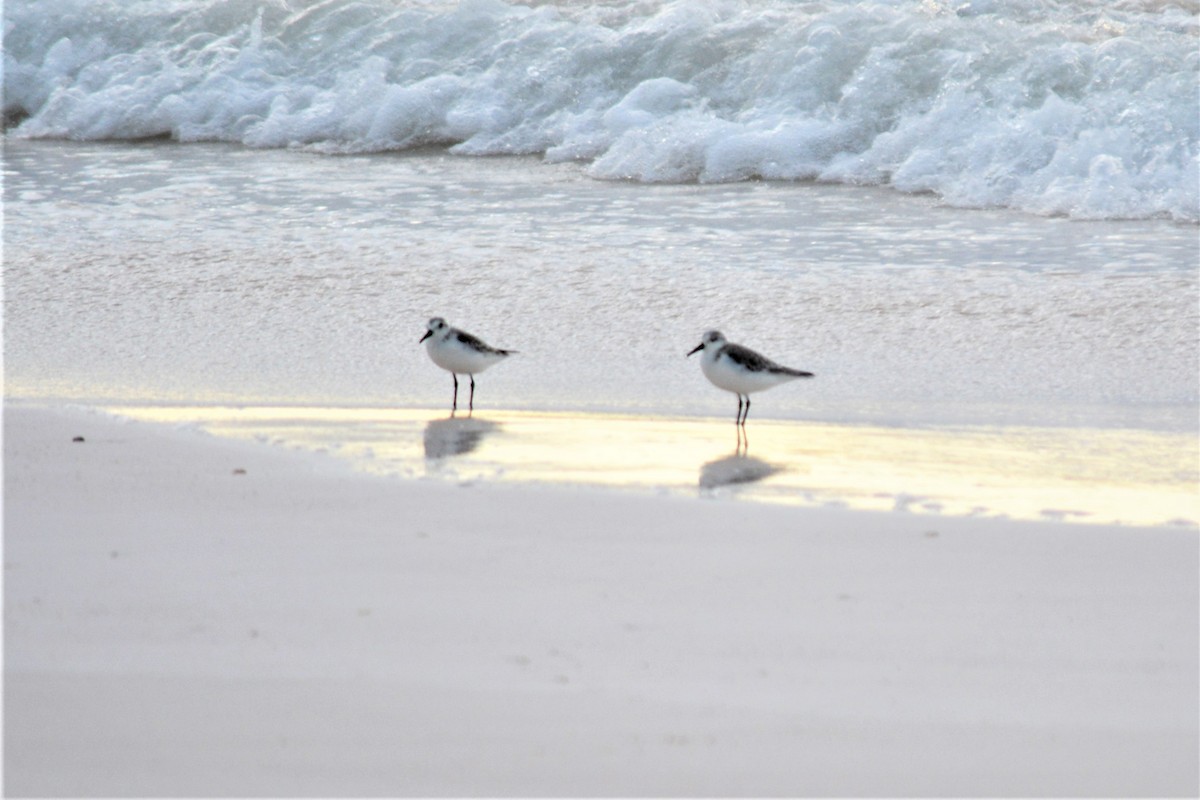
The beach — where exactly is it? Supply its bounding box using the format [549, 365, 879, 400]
[5, 0, 1200, 793]
[5, 403, 1198, 796]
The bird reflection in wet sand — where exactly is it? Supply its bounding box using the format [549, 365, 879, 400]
[423, 416, 499, 460]
[699, 449, 781, 490]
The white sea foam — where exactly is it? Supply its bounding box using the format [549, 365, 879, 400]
[4, 0, 1198, 220]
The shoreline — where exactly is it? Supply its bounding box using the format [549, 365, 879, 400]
[30, 399, 1200, 529]
[5, 402, 1198, 795]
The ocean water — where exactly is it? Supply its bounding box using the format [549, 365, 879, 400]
[5, 0, 1198, 221]
[4, 1, 1198, 520]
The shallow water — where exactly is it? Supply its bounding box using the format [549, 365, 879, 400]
[4, 140, 1197, 431]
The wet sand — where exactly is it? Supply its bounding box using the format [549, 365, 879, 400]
[106, 403, 1199, 527]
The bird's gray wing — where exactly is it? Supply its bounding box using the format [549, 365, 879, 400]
[722, 343, 812, 377]
[456, 330, 512, 356]
[720, 343, 776, 372]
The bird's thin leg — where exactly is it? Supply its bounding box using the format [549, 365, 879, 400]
[451, 374, 458, 413]
[469, 375, 476, 415]
[735, 396, 747, 451]
[736, 396, 744, 426]
[738, 396, 751, 452]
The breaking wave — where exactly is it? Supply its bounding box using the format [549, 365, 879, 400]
[5, 0, 1198, 220]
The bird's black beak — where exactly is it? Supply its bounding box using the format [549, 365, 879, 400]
[686, 343, 704, 357]
[419, 330, 432, 344]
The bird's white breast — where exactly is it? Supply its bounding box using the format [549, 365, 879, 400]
[702, 348, 797, 395]
[426, 334, 503, 375]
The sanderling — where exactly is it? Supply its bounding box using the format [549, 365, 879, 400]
[687, 330, 813, 427]
[420, 317, 514, 412]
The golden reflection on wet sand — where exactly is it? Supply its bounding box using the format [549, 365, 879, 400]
[108, 405, 1198, 527]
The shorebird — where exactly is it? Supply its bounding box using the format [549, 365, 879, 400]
[420, 317, 514, 413]
[687, 330, 813, 427]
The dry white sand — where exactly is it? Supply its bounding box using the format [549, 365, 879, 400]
[4, 404, 1198, 796]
